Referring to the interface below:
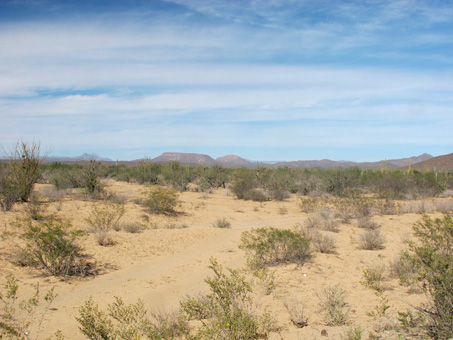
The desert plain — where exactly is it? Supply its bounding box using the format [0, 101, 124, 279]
[1, 178, 451, 339]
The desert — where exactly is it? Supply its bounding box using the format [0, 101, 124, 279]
[1, 149, 452, 339]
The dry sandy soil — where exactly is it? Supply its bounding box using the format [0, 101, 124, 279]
[1, 179, 448, 339]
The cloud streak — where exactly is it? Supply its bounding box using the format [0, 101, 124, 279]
[0, 0, 452, 160]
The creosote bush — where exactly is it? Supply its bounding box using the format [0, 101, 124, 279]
[16, 217, 88, 277]
[143, 186, 180, 215]
[180, 258, 276, 339]
[77, 296, 189, 340]
[239, 227, 311, 268]
[0, 275, 63, 340]
[403, 214, 453, 339]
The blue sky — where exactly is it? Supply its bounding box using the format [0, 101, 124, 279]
[0, 0, 452, 161]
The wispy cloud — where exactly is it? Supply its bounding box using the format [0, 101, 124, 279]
[0, 0, 452, 160]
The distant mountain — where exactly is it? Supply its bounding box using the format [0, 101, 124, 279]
[270, 153, 432, 170]
[151, 152, 217, 166]
[408, 153, 453, 171]
[45, 153, 113, 163]
[27, 150, 441, 169]
[216, 155, 254, 168]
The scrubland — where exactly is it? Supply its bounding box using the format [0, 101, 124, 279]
[1, 145, 452, 339]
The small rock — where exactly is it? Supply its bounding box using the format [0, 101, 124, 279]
[321, 329, 328, 336]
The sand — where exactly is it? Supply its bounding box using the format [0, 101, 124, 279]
[0, 179, 440, 339]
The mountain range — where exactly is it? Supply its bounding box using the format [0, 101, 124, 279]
[4, 151, 451, 170]
[143, 152, 436, 170]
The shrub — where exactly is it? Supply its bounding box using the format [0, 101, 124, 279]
[239, 227, 311, 268]
[80, 160, 104, 196]
[230, 169, 258, 200]
[358, 229, 386, 250]
[180, 258, 276, 339]
[122, 222, 146, 233]
[389, 253, 418, 286]
[143, 186, 180, 215]
[77, 296, 189, 340]
[284, 300, 308, 328]
[357, 216, 380, 230]
[341, 327, 363, 340]
[318, 285, 349, 326]
[212, 217, 231, 229]
[0, 168, 20, 211]
[242, 189, 268, 202]
[7, 140, 46, 202]
[0, 275, 62, 339]
[23, 192, 47, 220]
[298, 196, 322, 213]
[404, 214, 453, 339]
[361, 263, 386, 292]
[85, 200, 125, 246]
[17, 217, 88, 276]
[311, 233, 337, 254]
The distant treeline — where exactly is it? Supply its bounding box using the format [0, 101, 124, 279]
[37, 160, 453, 200]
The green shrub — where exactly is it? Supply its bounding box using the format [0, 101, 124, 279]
[361, 263, 386, 292]
[239, 227, 311, 268]
[0, 275, 62, 339]
[17, 217, 88, 276]
[143, 187, 180, 215]
[230, 169, 259, 200]
[7, 140, 45, 202]
[80, 160, 104, 196]
[405, 214, 453, 339]
[0, 168, 20, 211]
[23, 192, 47, 220]
[180, 258, 276, 339]
[77, 296, 189, 340]
[318, 285, 349, 326]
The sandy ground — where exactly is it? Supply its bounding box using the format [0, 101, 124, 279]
[1, 179, 445, 339]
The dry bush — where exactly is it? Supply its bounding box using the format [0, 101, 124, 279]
[85, 200, 125, 246]
[284, 300, 308, 328]
[212, 217, 231, 229]
[389, 253, 418, 286]
[122, 222, 146, 233]
[357, 216, 381, 230]
[312, 233, 337, 254]
[39, 186, 66, 202]
[400, 200, 435, 214]
[359, 229, 386, 250]
[433, 199, 453, 213]
[298, 196, 323, 213]
[341, 327, 363, 340]
[375, 198, 398, 215]
[318, 285, 349, 326]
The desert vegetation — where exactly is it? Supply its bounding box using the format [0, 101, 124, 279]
[1, 142, 453, 339]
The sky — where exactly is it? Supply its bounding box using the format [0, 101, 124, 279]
[0, 0, 452, 162]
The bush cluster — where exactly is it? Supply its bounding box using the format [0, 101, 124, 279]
[239, 227, 311, 268]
